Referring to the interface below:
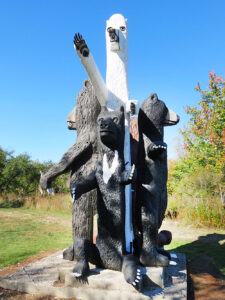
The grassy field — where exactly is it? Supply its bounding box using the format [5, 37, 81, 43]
[0, 208, 224, 277]
[0, 208, 73, 268]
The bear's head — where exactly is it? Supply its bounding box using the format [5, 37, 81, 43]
[68, 80, 101, 135]
[139, 93, 179, 142]
[106, 14, 128, 53]
[97, 106, 124, 152]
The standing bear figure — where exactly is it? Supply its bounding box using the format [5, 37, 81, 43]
[40, 80, 101, 250]
[71, 106, 142, 290]
[135, 93, 179, 267]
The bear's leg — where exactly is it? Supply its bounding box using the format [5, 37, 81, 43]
[157, 248, 171, 260]
[73, 238, 103, 277]
[139, 205, 169, 267]
[63, 244, 74, 261]
[122, 254, 143, 291]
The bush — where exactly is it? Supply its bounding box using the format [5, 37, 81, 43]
[167, 164, 225, 228]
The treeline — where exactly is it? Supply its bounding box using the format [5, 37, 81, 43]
[167, 72, 225, 228]
[0, 149, 70, 196]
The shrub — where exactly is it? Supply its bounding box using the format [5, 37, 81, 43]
[167, 164, 225, 228]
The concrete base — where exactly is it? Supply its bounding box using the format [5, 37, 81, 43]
[0, 251, 187, 299]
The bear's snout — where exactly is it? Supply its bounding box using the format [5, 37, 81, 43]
[100, 120, 110, 130]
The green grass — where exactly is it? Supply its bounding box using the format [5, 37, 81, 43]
[1, 207, 224, 278]
[165, 237, 225, 275]
[0, 208, 73, 268]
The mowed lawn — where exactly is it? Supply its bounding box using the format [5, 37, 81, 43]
[0, 208, 73, 268]
[0, 208, 225, 277]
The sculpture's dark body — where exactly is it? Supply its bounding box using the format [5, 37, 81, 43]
[70, 81, 100, 244]
[134, 93, 178, 267]
[72, 107, 127, 270]
[40, 78, 179, 289]
[40, 80, 101, 243]
[71, 107, 141, 288]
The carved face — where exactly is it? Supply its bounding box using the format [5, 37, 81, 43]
[106, 14, 128, 52]
[139, 93, 179, 141]
[67, 107, 76, 130]
[97, 106, 125, 150]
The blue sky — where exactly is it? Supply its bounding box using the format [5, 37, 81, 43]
[0, 0, 225, 162]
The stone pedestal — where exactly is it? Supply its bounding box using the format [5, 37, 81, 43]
[0, 251, 187, 299]
[59, 265, 164, 292]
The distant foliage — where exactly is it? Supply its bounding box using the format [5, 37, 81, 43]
[167, 73, 225, 228]
[167, 162, 224, 228]
[0, 147, 70, 197]
[181, 71, 225, 172]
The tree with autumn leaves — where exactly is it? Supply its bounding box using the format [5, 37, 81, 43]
[181, 71, 225, 173]
[167, 72, 225, 227]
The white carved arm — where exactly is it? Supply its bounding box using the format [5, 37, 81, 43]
[74, 33, 107, 107]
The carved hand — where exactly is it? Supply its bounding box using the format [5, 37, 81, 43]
[147, 141, 167, 160]
[71, 184, 77, 203]
[40, 171, 51, 190]
[73, 33, 89, 57]
[126, 100, 139, 115]
[120, 164, 136, 184]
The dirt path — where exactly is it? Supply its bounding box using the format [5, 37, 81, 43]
[161, 219, 225, 241]
[161, 219, 225, 300]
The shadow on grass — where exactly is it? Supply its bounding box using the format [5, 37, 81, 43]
[169, 233, 225, 278]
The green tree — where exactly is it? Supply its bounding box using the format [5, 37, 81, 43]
[181, 71, 225, 173]
[166, 73, 225, 227]
[0, 146, 70, 196]
[1, 154, 40, 195]
[0, 147, 13, 192]
[0, 147, 13, 175]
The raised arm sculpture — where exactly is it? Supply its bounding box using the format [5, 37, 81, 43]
[74, 14, 138, 253]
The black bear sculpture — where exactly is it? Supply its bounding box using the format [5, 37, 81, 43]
[71, 106, 142, 290]
[40, 80, 101, 252]
[135, 93, 179, 267]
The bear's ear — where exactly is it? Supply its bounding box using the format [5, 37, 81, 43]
[116, 106, 124, 113]
[84, 80, 91, 89]
[101, 106, 108, 112]
[150, 93, 158, 102]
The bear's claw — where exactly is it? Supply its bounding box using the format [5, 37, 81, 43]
[122, 255, 143, 291]
[131, 268, 142, 290]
